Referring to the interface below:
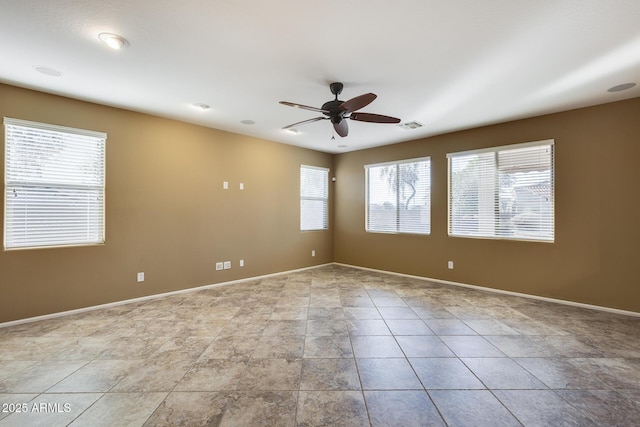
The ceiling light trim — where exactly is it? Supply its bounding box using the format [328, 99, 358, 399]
[33, 65, 62, 77]
[98, 32, 130, 50]
[607, 82, 636, 92]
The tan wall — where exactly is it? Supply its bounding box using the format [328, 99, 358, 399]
[0, 84, 333, 323]
[334, 97, 640, 313]
[2, 83, 639, 322]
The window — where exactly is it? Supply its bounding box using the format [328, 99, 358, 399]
[4, 118, 106, 250]
[448, 140, 554, 242]
[300, 165, 328, 231]
[366, 157, 431, 234]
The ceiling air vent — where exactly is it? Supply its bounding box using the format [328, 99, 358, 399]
[398, 121, 423, 130]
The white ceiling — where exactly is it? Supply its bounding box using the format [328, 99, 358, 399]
[1, 0, 639, 153]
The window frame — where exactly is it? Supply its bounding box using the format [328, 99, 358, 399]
[365, 156, 431, 235]
[4, 117, 106, 251]
[300, 164, 329, 232]
[447, 139, 554, 243]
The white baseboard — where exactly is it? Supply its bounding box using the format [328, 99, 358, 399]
[334, 262, 640, 318]
[0, 263, 332, 328]
[4, 261, 638, 328]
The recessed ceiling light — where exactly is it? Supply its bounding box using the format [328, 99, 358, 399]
[33, 65, 62, 77]
[192, 103, 210, 111]
[240, 120, 255, 125]
[98, 32, 129, 50]
[607, 82, 636, 93]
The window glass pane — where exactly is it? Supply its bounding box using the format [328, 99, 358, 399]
[5, 126, 103, 186]
[398, 161, 431, 234]
[367, 164, 398, 232]
[449, 141, 553, 241]
[4, 118, 106, 250]
[300, 166, 328, 231]
[7, 186, 103, 248]
[366, 158, 430, 235]
[301, 199, 326, 230]
[449, 152, 495, 236]
[497, 145, 553, 240]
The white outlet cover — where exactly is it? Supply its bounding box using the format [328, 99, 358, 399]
[239, 183, 244, 190]
[239, 259, 244, 267]
[223, 181, 229, 189]
[216, 262, 223, 271]
[137, 272, 144, 282]
[448, 261, 454, 269]
[223, 261, 231, 269]
[312, 250, 315, 257]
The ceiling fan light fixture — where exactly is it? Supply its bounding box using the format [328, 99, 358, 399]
[98, 32, 129, 50]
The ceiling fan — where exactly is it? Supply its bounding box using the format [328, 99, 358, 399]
[279, 82, 401, 137]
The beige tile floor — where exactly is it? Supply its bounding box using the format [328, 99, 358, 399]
[1, 264, 639, 426]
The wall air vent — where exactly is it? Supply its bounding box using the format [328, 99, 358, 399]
[398, 121, 423, 130]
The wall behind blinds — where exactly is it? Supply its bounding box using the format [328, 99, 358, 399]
[4, 118, 106, 249]
[448, 140, 554, 242]
[300, 165, 328, 231]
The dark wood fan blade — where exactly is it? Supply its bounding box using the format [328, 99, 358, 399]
[350, 112, 401, 123]
[279, 101, 329, 113]
[334, 119, 348, 137]
[339, 93, 377, 113]
[282, 117, 327, 129]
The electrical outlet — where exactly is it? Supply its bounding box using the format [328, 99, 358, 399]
[239, 259, 244, 267]
[223, 261, 231, 270]
[448, 261, 454, 269]
[239, 183, 244, 190]
[137, 272, 144, 282]
[312, 250, 316, 257]
[216, 262, 223, 271]
[223, 181, 229, 189]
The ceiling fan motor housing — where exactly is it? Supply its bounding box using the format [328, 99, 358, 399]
[321, 100, 345, 120]
[330, 82, 343, 96]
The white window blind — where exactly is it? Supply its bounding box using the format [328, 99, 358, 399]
[448, 140, 554, 242]
[4, 118, 106, 250]
[300, 165, 328, 231]
[366, 157, 431, 234]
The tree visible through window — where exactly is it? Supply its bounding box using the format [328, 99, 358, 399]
[366, 157, 431, 234]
